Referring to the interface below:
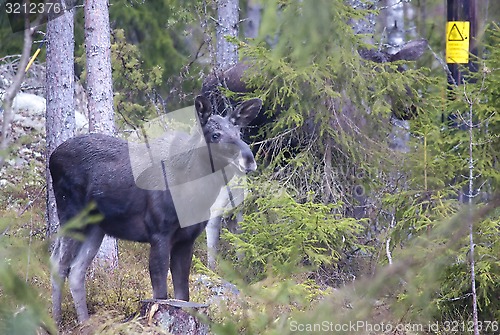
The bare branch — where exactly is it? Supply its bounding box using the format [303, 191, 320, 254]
[0, 9, 35, 167]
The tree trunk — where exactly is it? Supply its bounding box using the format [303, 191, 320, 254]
[385, 0, 406, 151]
[206, 0, 241, 270]
[244, 0, 262, 39]
[386, 0, 405, 55]
[85, 0, 115, 135]
[386, 0, 410, 154]
[216, 0, 239, 70]
[139, 299, 209, 335]
[84, 0, 118, 268]
[45, 3, 76, 239]
[348, 0, 377, 36]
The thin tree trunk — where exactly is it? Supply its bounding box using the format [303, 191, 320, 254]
[206, 0, 241, 270]
[85, 0, 115, 135]
[216, 0, 239, 70]
[244, 0, 262, 39]
[385, 0, 408, 265]
[386, 0, 405, 54]
[386, 0, 410, 153]
[349, 0, 377, 37]
[85, 0, 118, 268]
[466, 90, 479, 335]
[46, 3, 76, 239]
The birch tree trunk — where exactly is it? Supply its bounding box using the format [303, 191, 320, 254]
[46, 2, 76, 238]
[386, 0, 410, 154]
[85, 0, 118, 268]
[206, 0, 241, 270]
[466, 92, 479, 335]
[216, 0, 239, 70]
[244, 0, 262, 39]
[383, 0, 408, 264]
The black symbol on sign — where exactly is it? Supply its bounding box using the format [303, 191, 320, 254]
[448, 23, 467, 41]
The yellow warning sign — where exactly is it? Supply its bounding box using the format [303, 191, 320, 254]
[446, 21, 470, 64]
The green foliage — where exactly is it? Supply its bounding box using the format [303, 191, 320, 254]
[211, 202, 498, 335]
[67, 311, 171, 335]
[382, 24, 500, 322]
[0, 264, 54, 335]
[107, 0, 205, 111]
[232, 0, 435, 212]
[224, 180, 366, 282]
[109, 0, 190, 80]
[85, 241, 151, 319]
[210, 0, 500, 329]
[259, 0, 363, 66]
[1, 0, 499, 330]
[0, 1, 195, 90]
[76, 28, 165, 130]
[0, 211, 55, 334]
[206, 268, 331, 335]
[110, 28, 163, 129]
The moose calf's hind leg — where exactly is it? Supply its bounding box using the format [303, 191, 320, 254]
[51, 237, 77, 326]
[68, 226, 105, 323]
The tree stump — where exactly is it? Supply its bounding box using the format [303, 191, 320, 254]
[139, 299, 209, 335]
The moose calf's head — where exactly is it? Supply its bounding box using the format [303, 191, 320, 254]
[195, 95, 262, 173]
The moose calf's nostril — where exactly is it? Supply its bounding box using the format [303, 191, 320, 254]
[238, 156, 257, 173]
[247, 161, 257, 172]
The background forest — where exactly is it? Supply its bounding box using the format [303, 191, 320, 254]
[0, 0, 499, 334]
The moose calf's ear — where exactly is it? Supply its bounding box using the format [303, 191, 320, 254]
[229, 98, 262, 127]
[358, 38, 428, 63]
[195, 95, 212, 126]
[391, 39, 428, 62]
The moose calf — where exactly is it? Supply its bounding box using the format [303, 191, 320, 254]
[50, 96, 261, 324]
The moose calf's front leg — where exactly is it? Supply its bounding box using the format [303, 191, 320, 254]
[149, 236, 170, 299]
[170, 240, 195, 301]
[51, 238, 70, 326]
